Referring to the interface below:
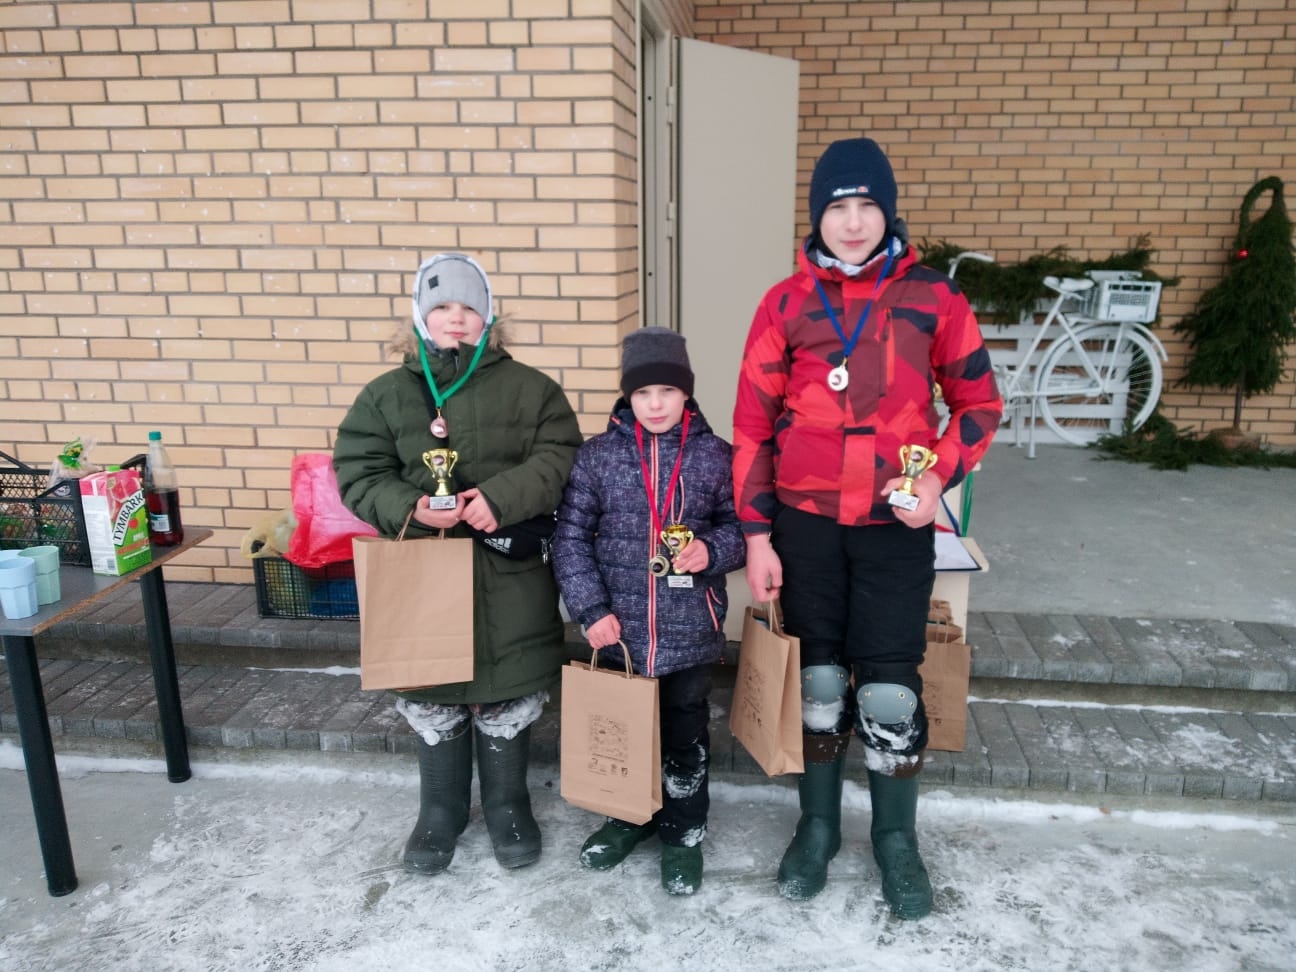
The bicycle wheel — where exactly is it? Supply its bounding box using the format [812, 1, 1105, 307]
[1035, 324, 1163, 446]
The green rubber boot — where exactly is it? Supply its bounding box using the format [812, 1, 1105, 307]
[776, 733, 849, 900]
[661, 843, 703, 896]
[868, 769, 933, 920]
[476, 726, 542, 869]
[403, 724, 472, 875]
[579, 818, 658, 870]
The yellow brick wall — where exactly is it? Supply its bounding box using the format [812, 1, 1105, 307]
[1, 0, 639, 581]
[695, 0, 1296, 447]
[1, 0, 1294, 586]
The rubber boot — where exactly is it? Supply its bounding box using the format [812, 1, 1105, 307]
[661, 843, 703, 896]
[776, 733, 849, 900]
[580, 818, 658, 870]
[475, 726, 542, 869]
[403, 724, 472, 875]
[868, 769, 933, 920]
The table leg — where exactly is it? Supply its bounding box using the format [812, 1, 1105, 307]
[2, 634, 78, 897]
[138, 567, 191, 783]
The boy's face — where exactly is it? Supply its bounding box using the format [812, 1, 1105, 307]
[630, 384, 687, 434]
[423, 301, 486, 349]
[818, 195, 887, 265]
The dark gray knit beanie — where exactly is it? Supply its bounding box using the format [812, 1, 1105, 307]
[808, 137, 899, 237]
[620, 326, 694, 399]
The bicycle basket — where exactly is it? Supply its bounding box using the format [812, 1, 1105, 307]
[1079, 272, 1162, 323]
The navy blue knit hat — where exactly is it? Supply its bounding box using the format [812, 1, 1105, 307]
[808, 137, 898, 237]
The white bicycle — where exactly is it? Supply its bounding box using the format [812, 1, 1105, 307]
[950, 252, 1169, 457]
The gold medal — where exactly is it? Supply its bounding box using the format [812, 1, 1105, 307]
[649, 554, 671, 576]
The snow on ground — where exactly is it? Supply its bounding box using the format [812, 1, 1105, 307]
[2, 744, 1294, 972]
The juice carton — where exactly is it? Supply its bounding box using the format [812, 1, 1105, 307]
[79, 468, 153, 575]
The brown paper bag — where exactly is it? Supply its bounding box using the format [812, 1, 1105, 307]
[729, 603, 804, 776]
[919, 639, 971, 752]
[352, 525, 474, 691]
[560, 645, 662, 825]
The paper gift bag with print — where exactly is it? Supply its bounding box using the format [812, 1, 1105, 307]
[560, 645, 662, 825]
[918, 639, 971, 752]
[352, 524, 474, 691]
[729, 602, 804, 776]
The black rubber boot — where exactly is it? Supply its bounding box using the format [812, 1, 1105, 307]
[580, 818, 658, 870]
[475, 726, 542, 869]
[868, 769, 933, 920]
[776, 733, 849, 900]
[403, 724, 472, 875]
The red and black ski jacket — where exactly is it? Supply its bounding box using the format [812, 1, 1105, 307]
[732, 241, 1003, 531]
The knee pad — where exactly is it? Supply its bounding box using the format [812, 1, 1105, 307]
[856, 682, 918, 725]
[855, 682, 926, 764]
[799, 665, 851, 733]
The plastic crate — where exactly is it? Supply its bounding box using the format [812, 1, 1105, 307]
[252, 552, 359, 620]
[1079, 271, 1162, 323]
[0, 450, 93, 566]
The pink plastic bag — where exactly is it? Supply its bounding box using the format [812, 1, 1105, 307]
[285, 453, 378, 569]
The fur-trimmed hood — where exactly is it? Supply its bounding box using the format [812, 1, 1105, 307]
[387, 317, 511, 359]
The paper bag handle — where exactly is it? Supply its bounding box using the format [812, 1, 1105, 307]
[395, 508, 450, 543]
[764, 600, 785, 635]
[585, 639, 636, 677]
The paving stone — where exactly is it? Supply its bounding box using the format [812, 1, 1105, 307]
[1001, 703, 1069, 791]
[967, 702, 1029, 790]
[1014, 615, 1079, 682]
[982, 612, 1043, 679]
[1075, 615, 1142, 685]
[1035, 705, 1108, 793]
[1069, 707, 1147, 796]
[1105, 708, 1185, 797]
[1140, 710, 1226, 799]
[1042, 615, 1113, 684]
[1109, 618, 1185, 686]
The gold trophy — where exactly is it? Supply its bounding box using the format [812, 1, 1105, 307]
[887, 444, 937, 512]
[660, 524, 695, 575]
[423, 448, 459, 510]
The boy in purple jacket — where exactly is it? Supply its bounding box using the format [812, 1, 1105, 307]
[552, 326, 745, 896]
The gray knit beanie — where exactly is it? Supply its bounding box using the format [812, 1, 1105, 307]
[411, 253, 493, 342]
[620, 326, 694, 399]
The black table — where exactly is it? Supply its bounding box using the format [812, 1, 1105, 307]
[1, 529, 212, 896]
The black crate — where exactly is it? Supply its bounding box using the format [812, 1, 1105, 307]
[252, 552, 359, 620]
[0, 450, 93, 566]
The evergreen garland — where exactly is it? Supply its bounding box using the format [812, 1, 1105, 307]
[1172, 176, 1296, 432]
[1094, 410, 1296, 470]
[918, 234, 1178, 325]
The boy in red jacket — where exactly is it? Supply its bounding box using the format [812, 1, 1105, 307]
[732, 137, 1002, 918]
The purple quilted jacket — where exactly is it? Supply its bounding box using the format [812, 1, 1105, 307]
[552, 400, 745, 677]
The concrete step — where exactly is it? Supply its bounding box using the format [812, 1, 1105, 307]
[8, 580, 1296, 806]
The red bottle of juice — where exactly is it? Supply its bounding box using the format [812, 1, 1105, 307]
[144, 430, 184, 546]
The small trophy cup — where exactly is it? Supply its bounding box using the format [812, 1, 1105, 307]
[423, 448, 459, 510]
[887, 444, 937, 512]
[660, 524, 695, 575]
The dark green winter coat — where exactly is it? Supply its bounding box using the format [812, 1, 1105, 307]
[333, 328, 582, 705]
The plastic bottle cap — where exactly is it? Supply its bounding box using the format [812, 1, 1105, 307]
[149, 431, 162, 441]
